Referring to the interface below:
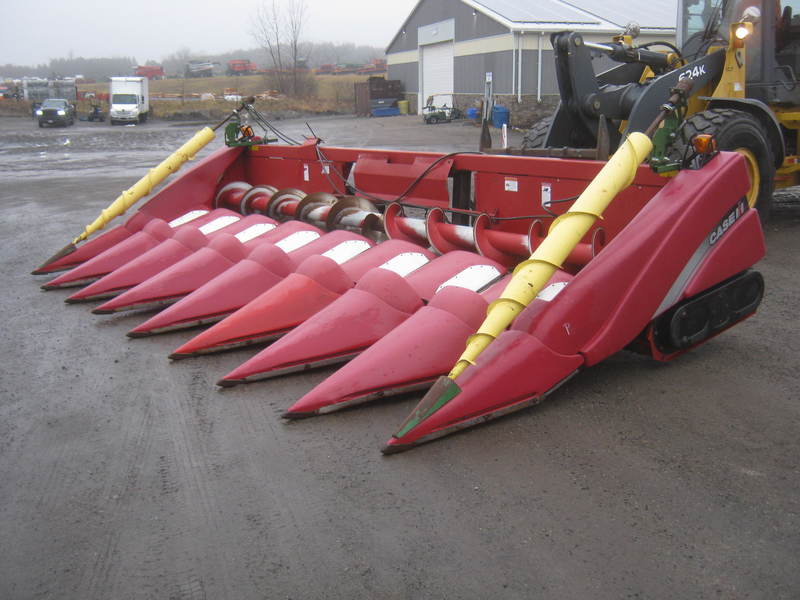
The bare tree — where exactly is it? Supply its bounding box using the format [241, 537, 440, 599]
[251, 0, 313, 96]
[253, 1, 285, 91]
[161, 47, 193, 77]
[286, 0, 307, 95]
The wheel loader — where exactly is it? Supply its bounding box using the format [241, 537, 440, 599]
[520, 0, 800, 222]
[30, 0, 781, 453]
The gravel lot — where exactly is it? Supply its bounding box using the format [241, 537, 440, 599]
[1, 115, 798, 600]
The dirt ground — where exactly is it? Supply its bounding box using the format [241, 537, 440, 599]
[1, 115, 799, 600]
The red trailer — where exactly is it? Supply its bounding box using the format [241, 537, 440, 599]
[134, 65, 164, 80]
[227, 60, 258, 76]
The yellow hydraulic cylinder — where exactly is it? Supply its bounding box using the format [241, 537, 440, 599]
[448, 131, 653, 380]
[71, 126, 216, 244]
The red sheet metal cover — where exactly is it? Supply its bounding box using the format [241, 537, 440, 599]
[352, 153, 453, 207]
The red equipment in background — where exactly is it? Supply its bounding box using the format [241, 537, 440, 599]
[134, 65, 165, 80]
[227, 59, 258, 75]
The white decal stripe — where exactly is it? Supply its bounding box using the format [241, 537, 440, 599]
[235, 223, 276, 243]
[198, 215, 240, 235]
[379, 252, 430, 277]
[274, 230, 321, 252]
[168, 210, 210, 228]
[536, 281, 568, 302]
[321, 240, 372, 264]
[436, 264, 502, 293]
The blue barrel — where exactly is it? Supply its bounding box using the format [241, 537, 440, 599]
[466, 107, 479, 120]
[492, 105, 509, 128]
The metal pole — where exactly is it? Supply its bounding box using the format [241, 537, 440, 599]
[537, 32, 543, 102]
[518, 32, 523, 102]
[512, 31, 517, 98]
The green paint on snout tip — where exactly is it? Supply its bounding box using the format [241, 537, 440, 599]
[395, 379, 461, 439]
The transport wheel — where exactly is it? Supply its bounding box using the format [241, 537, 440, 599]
[521, 116, 554, 149]
[677, 108, 774, 222]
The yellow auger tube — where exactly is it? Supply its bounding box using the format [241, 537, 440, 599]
[448, 132, 653, 380]
[71, 126, 216, 245]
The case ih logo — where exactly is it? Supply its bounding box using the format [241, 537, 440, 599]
[709, 199, 747, 246]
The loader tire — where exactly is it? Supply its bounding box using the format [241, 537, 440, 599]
[521, 116, 554, 149]
[678, 109, 774, 222]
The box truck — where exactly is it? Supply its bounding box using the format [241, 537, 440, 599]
[109, 77, 149, 125]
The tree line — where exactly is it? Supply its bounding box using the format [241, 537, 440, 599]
[2, 40, 382, 82]
[1, 57, 138, 81]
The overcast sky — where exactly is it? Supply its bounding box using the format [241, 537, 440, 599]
[1, 0, 419, 66]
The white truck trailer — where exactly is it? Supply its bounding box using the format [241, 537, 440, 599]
[109, 77, 149, 125]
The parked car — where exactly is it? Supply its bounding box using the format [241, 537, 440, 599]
[37, 99, 76, 127]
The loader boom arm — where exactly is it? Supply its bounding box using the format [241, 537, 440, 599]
[547, 31, 726, 149]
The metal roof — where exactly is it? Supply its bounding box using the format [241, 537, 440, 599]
[562, 0, 677, 31]
[386, 0, 677, 54]
[468, 0, 606, 26]
[465, 0, 677, 32]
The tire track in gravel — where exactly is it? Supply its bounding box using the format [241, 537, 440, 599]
[76, 394, 157, 600]
[133, 360, 238, 600]
[208, 370, 383, 600]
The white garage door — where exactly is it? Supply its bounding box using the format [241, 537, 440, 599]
[421, 41, 454, 113]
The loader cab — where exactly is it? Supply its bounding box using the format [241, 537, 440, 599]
[678, 0, 800, 104]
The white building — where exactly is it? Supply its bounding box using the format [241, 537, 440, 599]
[386, 0, 677, 122]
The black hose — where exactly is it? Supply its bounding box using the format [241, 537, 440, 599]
[638, 41, 685, 65]
[315, 145, 485, 204]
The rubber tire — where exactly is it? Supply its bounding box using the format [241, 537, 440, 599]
[677, 108, 774, 222]
[521, 116, 553, 149]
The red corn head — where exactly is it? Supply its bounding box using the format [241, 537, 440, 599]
[283, 284, 494, 416]
[65, 212, 258, 304]
[382, 332, 584, 454]
[132, 229, 397, 337]
[171, 241, 436, 358]
[33, 220, 143, 276]
[42, 208, 226, 290]
[92, 216, 290, 314]
[127, 221, 326, 335]
[383, 152, 764, 453]
[218, 251, 505, 386]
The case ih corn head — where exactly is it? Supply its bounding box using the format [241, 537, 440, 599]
[33, 0, 797, 452]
